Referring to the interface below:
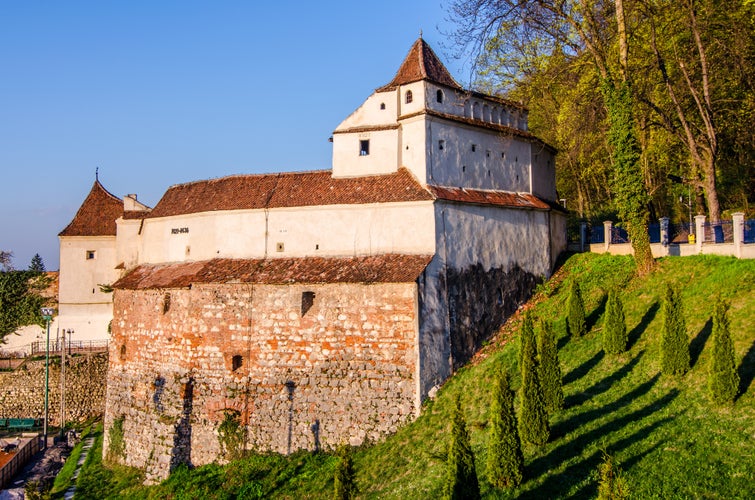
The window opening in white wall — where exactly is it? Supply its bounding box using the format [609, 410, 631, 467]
[276, 242, 284, 252]
[359, 139, 370, 156]
[405, 90, 413, 103]
[380, 102, 386, 110]
[86, 250, 96, 260]
[438, 140, 445, 150]
[436, 89, 443, 103]
[471, 144, 477, 152]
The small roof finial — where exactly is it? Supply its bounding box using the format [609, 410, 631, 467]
[96, 166, 99, 181]
[419, 29, 423, 39]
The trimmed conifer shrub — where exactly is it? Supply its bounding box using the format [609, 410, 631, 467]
[567, 280, 587, 337]
[333, 445, 357, 500]
[660, 283, 689, 376]
[597, 452, 629, 499]
[603, 289, 628, 355]
[445, 396, 480, 500]
[708, 297, 740, 404]
[486, 369, 524, 489]
[538, 319, 564, 412]
[518, 314, 550, 446]
[518, 313, 535, 373]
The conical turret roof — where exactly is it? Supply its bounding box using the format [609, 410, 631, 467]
[377, 37, 462, 91]
[59, 179, 123, 237]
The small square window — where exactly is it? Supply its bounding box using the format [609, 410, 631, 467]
[276, 242, 284, 252]
[359, 140, 370, 156]
[471, 144, 477, 152]
[438, 140, 445, 150]
[380, 102, 386, 110]
[86, 250, 96, 260]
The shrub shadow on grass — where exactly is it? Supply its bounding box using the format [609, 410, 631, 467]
[737, 338, 755, 400]
[627, 301, 659, 350]
[564, 350, 645, 408]
[586, 293, 608, 332]
[522, 392, 676, 499]
[553, 374, 660, 438]
[689, 318, 713, 369]
[563, 350, 604, 386]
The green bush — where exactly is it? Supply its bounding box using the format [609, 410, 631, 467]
[660, 284, 689, 376]
[445, 396, 480, 499]
[486, 369, 524, 489]
[708, 297, 740, 404]
[603, 289, 628, 355]
[597, 452, 629, 499]
[567, 280, 587, 337]
[334, 445, 358, 500]
[538, 319, 564, 412]
[518, 314, 550, 446]
[106, 416, 126, 463]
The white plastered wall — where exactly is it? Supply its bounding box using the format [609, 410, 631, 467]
[133, 201, 436, 264]
[58, 235, 118, 341]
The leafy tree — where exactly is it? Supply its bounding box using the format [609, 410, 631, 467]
[0, 251, 12, 272]
[29, 254, 45, 272]
[603, 289, 628, 355]
[334, 445, 358, 500]
[567, 280, 586, 338]
[537, 319, 564, 412]
[708, 297, 739, 404]
[597, 452, 629, 500]
[486, 369, 524, 489]
[445, 395, 480, 500]
[518, 314, 549, 447]
[660, 284, 689, 376]
[0, 270, 52, 341]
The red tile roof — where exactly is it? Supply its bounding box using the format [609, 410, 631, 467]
[428, 185, 551, 211]
[113, 254, 434, 289]
[377, 38, 461, 91]
[146, 167, 435, 219]
[59, 181, 124, 237]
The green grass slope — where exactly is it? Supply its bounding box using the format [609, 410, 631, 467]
[76, 254, 755, 499]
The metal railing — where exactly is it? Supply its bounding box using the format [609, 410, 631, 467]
[744, 219, 755, 244]
[703, 220, 734, 243]
[30, 340, 109, 357]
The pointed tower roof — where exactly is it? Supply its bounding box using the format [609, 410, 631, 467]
[377, 37, 462, 92]
[59, 180, 124, 237]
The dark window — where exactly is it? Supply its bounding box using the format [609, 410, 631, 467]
[380, 102, 386, 110]
[86, 250, 95, 260]
[359, 139, 370, 156]
[232, 355, 243, 371]
[405, 90, 413, 104]
[120, 344, 126, 361]
[471, 144, 477, 152]
[276, 242, 284, 252]
[436, 89, 443, 103]
[438, 140, 445, 150]
[162, 293, 171, 314]
[301, 291, 316, 316]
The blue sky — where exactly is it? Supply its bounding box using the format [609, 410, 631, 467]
[0, 1, 474, 270]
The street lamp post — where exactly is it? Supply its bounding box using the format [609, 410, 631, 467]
[40, 307, 55, 450]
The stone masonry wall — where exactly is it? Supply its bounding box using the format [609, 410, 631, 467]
[105, 282, 419, 482]
[0, 353, 108, 424]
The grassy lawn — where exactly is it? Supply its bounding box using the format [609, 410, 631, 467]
[74, 254, 755, 499]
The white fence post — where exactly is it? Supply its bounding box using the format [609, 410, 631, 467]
[603, 221, 612, 252]
[733, 212, 744, 259]
[695, 215, 706, 254]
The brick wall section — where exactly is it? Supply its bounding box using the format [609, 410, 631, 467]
[106, 282, 419, 482]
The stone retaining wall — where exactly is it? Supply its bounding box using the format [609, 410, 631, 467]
[0, 353, 107, 424]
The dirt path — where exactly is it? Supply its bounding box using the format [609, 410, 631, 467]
[0, 439, 69, 499]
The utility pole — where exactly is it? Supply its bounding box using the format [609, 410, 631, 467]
[40, 308, 55, 450]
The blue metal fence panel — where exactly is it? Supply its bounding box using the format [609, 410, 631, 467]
[745, 220, 755, 244]
[611, 226, 630, 244]
[704, 221, 733, 243]
[590, 225, 605, 244]
[648, 223, 661, 244]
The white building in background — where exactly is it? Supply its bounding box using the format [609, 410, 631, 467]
[57, 180, 150, 343]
